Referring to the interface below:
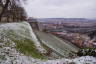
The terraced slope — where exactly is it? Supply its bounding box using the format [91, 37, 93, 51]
[34, 30, 79, 58]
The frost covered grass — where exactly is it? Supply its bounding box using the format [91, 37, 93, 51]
[0, 55, 6, 60]
[0, 22, 45, 59]
[13, 37, 45, 59]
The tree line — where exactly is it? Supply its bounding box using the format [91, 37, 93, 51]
[77, 48, 96, 57]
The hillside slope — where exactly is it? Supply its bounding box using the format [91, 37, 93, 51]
[34, 30, 79, 58]
[0, 22, 96, 64]
[0, 22, 47, 64]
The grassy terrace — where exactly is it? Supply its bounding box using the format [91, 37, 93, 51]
[33, 30, 79, 58]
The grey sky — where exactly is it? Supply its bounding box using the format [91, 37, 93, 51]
[23, 0, 96, 18]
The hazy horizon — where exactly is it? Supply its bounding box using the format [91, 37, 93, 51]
[23, 0, 96, 19]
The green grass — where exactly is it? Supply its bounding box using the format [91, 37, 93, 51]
[12, 38, 45, 59]
[0, 55, 6, 60]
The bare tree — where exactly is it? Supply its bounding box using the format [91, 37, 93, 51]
[0, 0, 27, 22]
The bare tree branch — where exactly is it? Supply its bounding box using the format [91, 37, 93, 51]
[0, 0, 27, 22]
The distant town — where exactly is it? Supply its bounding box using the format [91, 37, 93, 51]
[28, 17, 96, 48]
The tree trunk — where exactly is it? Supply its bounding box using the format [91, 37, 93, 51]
[0, 0, 10, 22]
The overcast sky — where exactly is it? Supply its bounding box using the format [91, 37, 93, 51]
[23, 0, 96, 18]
